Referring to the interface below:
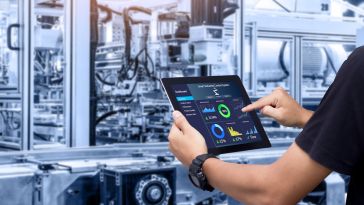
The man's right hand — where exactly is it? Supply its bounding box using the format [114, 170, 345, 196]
[242, 87, 313, 128]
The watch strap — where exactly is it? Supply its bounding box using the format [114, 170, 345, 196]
[189, 154, 218, 192]
[196, 153, 217, 165]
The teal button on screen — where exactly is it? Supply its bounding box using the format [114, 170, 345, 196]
[176, 96, 194, 101]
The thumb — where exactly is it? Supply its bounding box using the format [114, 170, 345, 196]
[260, 106, 282, 121]
[173, 111, 191, 132]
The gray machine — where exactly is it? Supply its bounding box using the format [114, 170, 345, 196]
[0, 142, 347, 205]
[0, 0, 72, 150]
[0, 0, 23, 150]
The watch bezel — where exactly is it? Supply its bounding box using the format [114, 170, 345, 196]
[188, 172, 201, 187]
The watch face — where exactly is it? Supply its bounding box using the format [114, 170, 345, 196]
[189, 174, 201, 187]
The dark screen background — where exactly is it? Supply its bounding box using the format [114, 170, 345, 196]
[172, 82, 263, 149]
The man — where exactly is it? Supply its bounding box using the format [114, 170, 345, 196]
[168, 46, 364, 205]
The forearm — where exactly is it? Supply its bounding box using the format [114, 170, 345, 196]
[203, 159, 273, 205]
[201, 144, 330, 205]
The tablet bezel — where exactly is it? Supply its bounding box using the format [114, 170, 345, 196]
[161, 75, 271, 155]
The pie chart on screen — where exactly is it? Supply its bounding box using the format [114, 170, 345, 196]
[211, 124, 225, 139]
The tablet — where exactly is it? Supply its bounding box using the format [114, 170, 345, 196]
[161, 75, 271, 155]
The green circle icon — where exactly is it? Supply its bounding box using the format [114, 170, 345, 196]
[218, 104, 231, 118]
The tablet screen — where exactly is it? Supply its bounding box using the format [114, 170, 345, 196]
[171, 81, 263, 149]
[162, 75, 271, 154]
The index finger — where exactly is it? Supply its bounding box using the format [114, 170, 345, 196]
[242, 94, 276, 112]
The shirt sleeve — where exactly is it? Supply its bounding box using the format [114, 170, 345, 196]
[296, 46, 364, 175]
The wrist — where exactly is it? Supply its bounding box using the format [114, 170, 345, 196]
[298, 109, 314, 128]
[189, 153, 207, 166]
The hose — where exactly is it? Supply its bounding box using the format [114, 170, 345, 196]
[123, 6, 152, 64]
[123, 8, 133, 64]
[223, 1, 239, 19]
[98, 4, 123, 16]
[279, 42, 290, 78]
[223, 8, 238, 19]
[127, 6, 152, 15]
[90, 0, 99, 145]
[96, 108, 130, 125]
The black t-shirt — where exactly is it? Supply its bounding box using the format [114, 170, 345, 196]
[296, 46, 364, 204]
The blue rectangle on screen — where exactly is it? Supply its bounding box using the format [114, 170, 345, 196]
[176, 96, 194, 101]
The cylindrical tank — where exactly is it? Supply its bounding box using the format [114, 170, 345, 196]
[256, 40, 346, 82]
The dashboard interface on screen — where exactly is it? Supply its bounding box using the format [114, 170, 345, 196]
[172, 82, 263, 149]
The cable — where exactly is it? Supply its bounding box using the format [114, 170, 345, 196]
[34, 132, 49, 141]
[223, 8, 238, 19]
[96, 73, 116, 86]
[98, 5, 113, 23]
[123, 8, 133, 65]
[0, 111, 7, 130]
[98, 4, 123, 16]
[127, 6, 152, 15]
[223, 1, 239, 19]
[38, 1, 63, 8]
[323, 48, 338, 74]
[272, 0, 292, 12]
[34, 61, 45, 73]
[121, 48, 157, 81]
[123, 7, 155, 81]
[10, 113, 20, 130]
[90, 0, 100, 145]
[279, 42, 290, 78]
[96, 108, 130, 125]
[122, 6, 152, 67]
[119, 47, 147, 80]
[147, 53, 155, 76]
[129, 80, 138, 96]
[51, 76, 63, 84]
[302, 75, 324, 80]
[147, 107, 169, 116]
[158, 12, 190, 21]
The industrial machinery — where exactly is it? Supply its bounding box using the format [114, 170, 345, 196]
[91, 0, 240, 145]
[89, 0, 363, 145]
[0, 0, 360, 150]
[0, 102, 22, 150]
[242, 0, 362, 130]
[0, 0, 23, 150]
[0, 143, 348, 205]
[100, 166, 176, 205]
[0, 0, 19, 90]
[244, 0, 362, 102]
[254, 40, 349, 98]
[0, 0, 72, 151]
[32, 2, 67, 148]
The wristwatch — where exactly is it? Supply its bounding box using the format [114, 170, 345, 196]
[188, 154, 218, 192]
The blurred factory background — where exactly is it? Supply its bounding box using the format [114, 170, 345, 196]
[0, 0, 363, 204]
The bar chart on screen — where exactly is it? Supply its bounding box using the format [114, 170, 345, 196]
[228, 126, 243, 137]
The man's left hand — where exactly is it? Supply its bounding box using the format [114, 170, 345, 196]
[168, 111, 208, 166]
